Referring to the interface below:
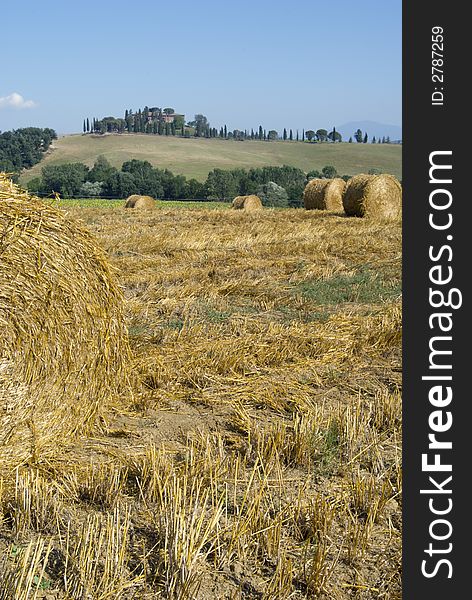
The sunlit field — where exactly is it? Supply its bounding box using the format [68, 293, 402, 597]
[0, 206, 401, 599]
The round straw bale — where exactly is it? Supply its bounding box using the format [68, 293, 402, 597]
[303, 178, 345, 211]
[232, 195, 263, 211]
[232, 196, 246, 209]
[342, 174, 402, 219]
[124, 195, 156, 209]
[242, 195, 263, 211]
[0, 175, 131, 472]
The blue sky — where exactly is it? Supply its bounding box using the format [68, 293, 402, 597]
[1, 0, 401, 134]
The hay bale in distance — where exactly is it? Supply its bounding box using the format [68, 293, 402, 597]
[0, 174, 131, 472]
[124, 195, 156, 209]
[304, 178, 346, 211]
[342, 174, 402, 219]
[232, 196, 246, 210]
[232, 195, 263, 211]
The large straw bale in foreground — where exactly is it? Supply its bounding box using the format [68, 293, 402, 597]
[342, 174, 402, 219]
[0, 175, 131, 472]
[232, 195, 263, 211]
[304, 178, 346, 211]
[124, 194, 156, 209]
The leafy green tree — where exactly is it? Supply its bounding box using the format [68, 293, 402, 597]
[205, 168, 238, 200]
[322, 165, 338, 179]
[163, 108, 175, 114]
[267, 130, 278, 140]
[257, 181, 289, 207]
[354, 129, 363, 143]
[184, 178, 206, 199]
[305, 130, 315, 142]
[103, 171, 138, 198]
[88, 155, 116, 183]
[0, 127, 57, 171]
[307, 169, 322, 180]
[328, 128, 342, 142]
[286, 183, 305, 207]
[316, 129, 328, 142]
[173, 115, 185, 129]
[41, 163, 89, 197]
[79, 181, 103, 197]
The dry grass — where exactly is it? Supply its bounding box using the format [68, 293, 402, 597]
[0, 205, 401, 599]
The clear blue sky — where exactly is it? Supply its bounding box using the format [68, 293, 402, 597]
[1, 0, 401, 135]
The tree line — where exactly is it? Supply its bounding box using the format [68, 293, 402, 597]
[26, 158, 354, 206]
[0, 127, 57, 174]
[83, 109, 396, 144]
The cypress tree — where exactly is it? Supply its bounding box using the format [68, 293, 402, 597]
[86, 118, 90, 132]
[372, 136, 376, 143]
[349, 136, 353, 143]
[224, 124, 227, 139]
[363, 133, 368, 143]
[83, 119, 86, 133]
[258, 125, 263, 140]
[283, 128, 287, 141]
[289, 129, 293, 141]
[263, 129, 267, 141]
[302, 129, 305, 142]
[296, 130, 299, 141]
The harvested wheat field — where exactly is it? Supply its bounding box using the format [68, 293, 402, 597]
[0, 203, 402, 599]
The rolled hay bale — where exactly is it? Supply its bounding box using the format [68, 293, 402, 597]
[232, 195, 263, 211]
[232, 196, 246, 209]
[342, 174, 402, 219]
[124, 194, 156, 209]
[0, 174, 131, 472]
[303, 178, 346, 211]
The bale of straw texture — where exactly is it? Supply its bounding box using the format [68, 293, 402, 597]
[0, 174, 131, 472]
[303, 178, 346, 211]
[232, 195, 263, 211]
[342, 174, 402, 219]
[124, 195, 156, 209]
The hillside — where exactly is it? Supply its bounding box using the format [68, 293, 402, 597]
[20, 133, 402, 184]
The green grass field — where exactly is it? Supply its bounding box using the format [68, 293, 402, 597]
[20, 133, 402, 184]
[55, 198, 228, 209]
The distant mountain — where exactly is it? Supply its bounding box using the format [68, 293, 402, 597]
[336, 121, 402, 142]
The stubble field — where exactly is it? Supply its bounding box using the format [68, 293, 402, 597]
[0, 206, 402, 599]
